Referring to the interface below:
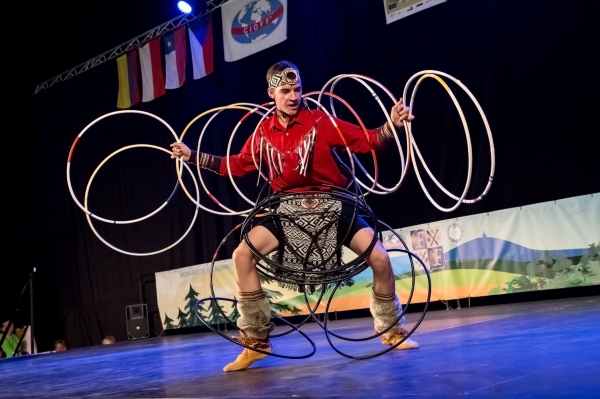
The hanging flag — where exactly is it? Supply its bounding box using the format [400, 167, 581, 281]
[188, 15, 214, 79]
[164, 27, 187, 89]
[221, 0, 287, 62]
[139, 38, 165, 102]
[116, 50, 140, 109]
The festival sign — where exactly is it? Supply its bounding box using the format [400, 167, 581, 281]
[221, 0, 288, 62]
[156, 193, 599, 330]
[383, 0, 447, 25]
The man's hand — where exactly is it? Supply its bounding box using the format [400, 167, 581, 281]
[390, 98, 415, 128]
[170, 142, 192, 162]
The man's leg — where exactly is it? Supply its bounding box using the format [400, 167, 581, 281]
[223, 226, 280, 372]
[349, 227, 419, 349]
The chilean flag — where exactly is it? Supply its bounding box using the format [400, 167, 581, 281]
[164, 27, 186, 89]
[139, 37, 165, 102]
[188, 15, 214, 79]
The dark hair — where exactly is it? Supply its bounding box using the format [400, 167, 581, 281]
[54, 339, 66, 349]
[266, 60, 300, 84]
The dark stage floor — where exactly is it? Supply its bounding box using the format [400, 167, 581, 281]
[2, 296, 599, 398]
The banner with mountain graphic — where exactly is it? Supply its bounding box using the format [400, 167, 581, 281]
[156, 193, 599, 330]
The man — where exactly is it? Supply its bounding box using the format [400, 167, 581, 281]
[102, 335, 116, 345]
[171, 61, 417, 372]
[1, 320, 20, 358]
[53, 339, 67, 352]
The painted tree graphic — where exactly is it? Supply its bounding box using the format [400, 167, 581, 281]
[490, 241, 600, 294]
[163, 313, 176, 330]
[206, 298, 229, 326]
[183, 284, 206, 327]
[259, 269, 286, 313]
[176, 308, 188, 329]
[289, 306, 302, 315]
[229, 297, 241, 323]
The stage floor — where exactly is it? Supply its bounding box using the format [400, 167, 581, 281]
[2, 296, 599, 398]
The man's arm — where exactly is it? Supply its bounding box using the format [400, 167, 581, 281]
[170, 142, 221, 174]
[170, 135, 260, 177]
[376, 98, 414, 144]
[326, 98, 414, 152]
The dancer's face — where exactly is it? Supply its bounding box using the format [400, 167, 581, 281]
[269, 83, 302, 116]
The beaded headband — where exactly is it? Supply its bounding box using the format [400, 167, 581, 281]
[268, 67, 301, 89]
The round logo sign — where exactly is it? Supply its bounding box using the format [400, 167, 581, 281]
[230, 0, 284, 44]
[447, 222, 464, 243]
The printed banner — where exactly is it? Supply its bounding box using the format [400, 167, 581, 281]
[156, 193, 599, 330]
[221, 0, 287, 62]
[383, 0, 447, 25]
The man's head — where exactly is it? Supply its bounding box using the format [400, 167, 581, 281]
[1, 321, 13, 335]
[54, 340, 67, 352]
[102, 335, 116, 345]
[266, 61, 302, 116]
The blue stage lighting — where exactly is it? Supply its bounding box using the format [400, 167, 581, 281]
[177, 1, 192, 13]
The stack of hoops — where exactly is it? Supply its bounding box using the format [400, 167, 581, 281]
[67, 71, 495, 358]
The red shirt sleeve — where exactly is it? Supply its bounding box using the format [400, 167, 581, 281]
[319, 111, 383, 153]
[218, 131, 260, 176]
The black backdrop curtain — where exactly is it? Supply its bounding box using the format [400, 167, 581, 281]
[21, 0, 599, 349]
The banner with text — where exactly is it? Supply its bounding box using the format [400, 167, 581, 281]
[156, 193, 599, 330]
[383, 0, 447, 25]
[221, 0, 288, 62]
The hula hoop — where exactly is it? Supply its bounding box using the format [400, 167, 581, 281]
[302, 91, 379, 193]
[319, 74, 412, 194]
[204, 223, 329, 339]
[195, 297, 317, 360]
[244, 96, 359, 196]
[67, 110, 180, 223]
[176, 104, 268, 216]
[320, 245, 430, 359]
[403, 70, 495, 211]
[85, 145, 200, 256]
[224, 103, 274, 207]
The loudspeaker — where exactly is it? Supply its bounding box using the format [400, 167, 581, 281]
[126, 304, 149, 340]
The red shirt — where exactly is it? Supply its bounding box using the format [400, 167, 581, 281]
[218, 109, 383, 192]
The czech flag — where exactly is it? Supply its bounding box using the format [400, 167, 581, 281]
[140, 37, 165, 102]
[116, 49, 140, 109]
[188, 15, 214, 79]
[164, 27, 186, 89]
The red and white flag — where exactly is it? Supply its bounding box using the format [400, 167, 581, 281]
[140, 38, 165, 101]
[221, 0, 287, 62]
[164, 27, 186, 89]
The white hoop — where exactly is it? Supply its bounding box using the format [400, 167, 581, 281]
[85, 145, 200, 256]
[318, 74, 411, 194]
[403, 70, 495, 211]
[67, 110, 180, 223]
[176, 104, 269, 216]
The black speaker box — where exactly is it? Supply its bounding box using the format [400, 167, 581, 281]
[126, 304, 149, 340]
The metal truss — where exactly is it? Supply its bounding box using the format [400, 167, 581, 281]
[33, 0, 232, 95]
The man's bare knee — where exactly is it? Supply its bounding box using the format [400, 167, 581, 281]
[232, 243, 257, 272]
[369, 247, 392, 275]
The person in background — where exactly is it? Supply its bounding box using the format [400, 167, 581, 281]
[102, 335, 116, 345]
[53, 339, 67, 352]
[1, 320, 20, 358]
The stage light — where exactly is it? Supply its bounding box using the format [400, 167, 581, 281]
[177, 1, 192, 13]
